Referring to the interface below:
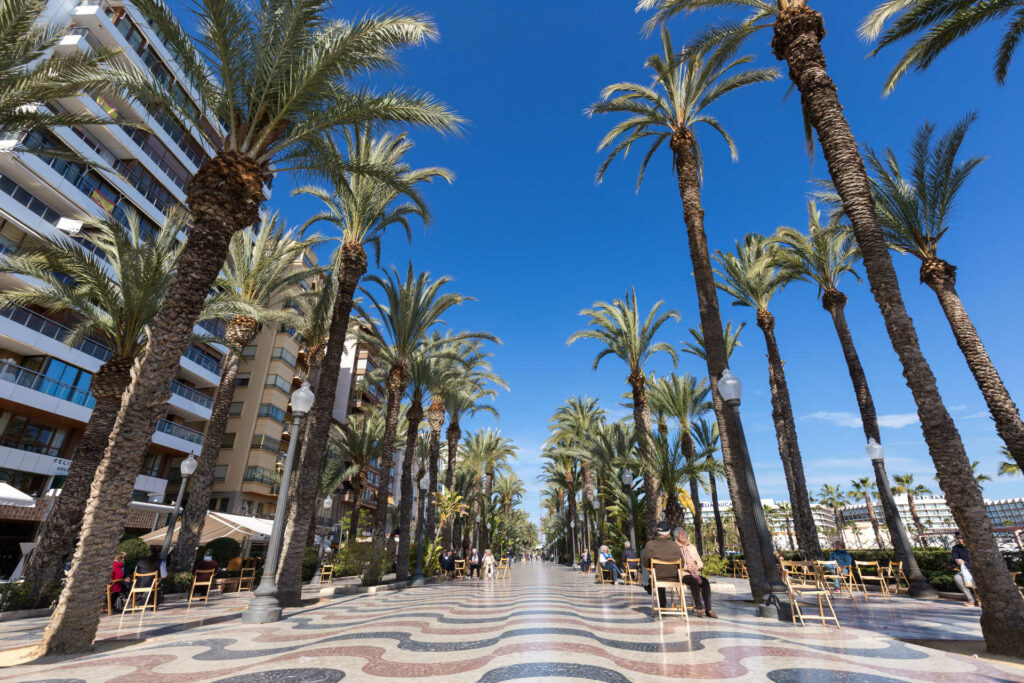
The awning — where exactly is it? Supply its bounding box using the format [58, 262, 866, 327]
[0, 483, 36, 507]
[140, 511, 274, 546]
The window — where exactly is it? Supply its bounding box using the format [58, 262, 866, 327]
[251, 433, 282, 454]
[235, 373, 250, 387]
[258, 403, 285, 423]
[221, 432, 236, 449]
[1, 415, 68, 457]
[140, 452, 160, 478]
[213, 465, 227, 482]
[363, 488, 374, 501]
[264, 374, 290, 394]
[271, 347, 296, 367]
[241, 345, 258, 359]
[228, 402, 243, 416]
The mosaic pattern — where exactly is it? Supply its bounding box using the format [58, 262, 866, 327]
[1, 563, 1021, 682]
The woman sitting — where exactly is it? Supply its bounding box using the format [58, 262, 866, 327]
[598, 545, 622, 584]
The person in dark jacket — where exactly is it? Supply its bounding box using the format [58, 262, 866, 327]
[951, 535, 978, 606]
[641, 521, 683, 607]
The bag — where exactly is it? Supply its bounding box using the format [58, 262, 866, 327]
[959, 565, 975, 589]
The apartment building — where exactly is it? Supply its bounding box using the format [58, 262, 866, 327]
[0, 0, 231, 574]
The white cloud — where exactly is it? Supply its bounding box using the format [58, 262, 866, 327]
[804, 411, 919, 430]
[963, 411, 990, 420]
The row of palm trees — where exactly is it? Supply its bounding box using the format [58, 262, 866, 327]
[574, 0, 1024, 656]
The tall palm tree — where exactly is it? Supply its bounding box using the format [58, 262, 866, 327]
[652, 432, 700, 528]
[277, 128, 454, 602]
[715, 234, 821, 558]
[857, 117, 1024, 475]
[464, 428, 518, 550]
[549, 397, 607, 552]
[651, 374, 712, 555]
[173, 216, 320, 572]
[41, 0, 461, 653]
[999, 447, 1022, 477]
[862, 0, 1024, 92]
[773, 502, 796, 551]
[692, 417, 727, 557]
[972, 461, 993, 491]
[3, 211, 185, 593]
[816, 484, 847, 544]
[588, 28, 777, 597]
[681, 320, 745, 361]
[850, 477, 884, 549]
[638, 0, 1024, 652]
[0, 0, 143, 151]
[331, 408, 387, 542]
[494, 474, 526, 515]
[892, 474, 932, 547]
[568, 290, 679, 540]
[355, 266, 478, 585]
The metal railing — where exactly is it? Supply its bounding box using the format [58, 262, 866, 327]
[156, 418, 204, 446]
[183, 344, 221, 375]
[169, 379, 213, 410]
[197, 318, 226, 338]
[0, 306, 112, 362]
[0, 361, 96, 408]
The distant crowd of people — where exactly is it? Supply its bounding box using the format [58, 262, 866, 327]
[438, 547, 537, 579]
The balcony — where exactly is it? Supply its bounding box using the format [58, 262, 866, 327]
[169, 380, 213, 410]
[0, 306, 111, 364]
[167, 378, 214, 421]
[179, 344, 221, 387]
[0, 360, 94, 424]
[198, 318, 226, 338]
[152, 418, 204, 454]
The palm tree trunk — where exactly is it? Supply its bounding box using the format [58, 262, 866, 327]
[173, 318, 255, 573]
[397, 397, 424, 581]
[425, 397, 444, 543]
[922, 259, 1024, 472]
[680, 429, 705, 556]
[670, 131, 768, 600]
[364, 366, 409, 585]
[22, 360, 132, 593]
[757, 309, 821, 559]
[786, 519, 795, 552]
[348, 475, 364, 541]
[708, 474, 726, 558]
[38, 152, 265, 655]
[629, 375, 661, 542]
[864, 494, 883, 549]
[771, 7, 1024, 653]
[442, 420, 460, 542]
[907, 493, 924, 547]
[276, 242, 367, 606]
[482, 465, 495, 550]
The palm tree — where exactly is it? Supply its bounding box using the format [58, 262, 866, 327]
[3, 211, 185, 593]
[816, 484, 847, 544]
[849, 477, 884, 549]
[0, 0, 143, 152]
[172, 216, 320, 572]
[549, 397, 607, 553]
[855, 117, 1024, 476]
[495, 474, 526, 515]
[277, 128, 454, 601]
[862, 0, 1024, 92]
[692, 418, 727, 557]
[568, 290, 679, 540]
[1000, 447, 1022, 477]
[40, 0, 461, 653]
[715, 234, 821, 558]
[639, 0, 1024, 652]
[651, 433, 700, 529]
[774, 502, 796, 551]
[972, 461, 993, 491]
[356, 266, 478, 585]
[681, 320, 745, 361]
[588, 27, 777, 598]
[442, 380, 500, 542]
[892, 474, 932, 547]
[582, 420, 636, 542]
[464, 428, 518, 550]
[331, 409, 387, 542]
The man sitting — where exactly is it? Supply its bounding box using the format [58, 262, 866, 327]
[468, 548, 482, 579]
[641, 520, 682, 607]
[675, 527, 716, 618]
[829, 541, 853, 591]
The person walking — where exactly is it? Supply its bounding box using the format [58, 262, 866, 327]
[675, 528, 716, 618]
[951, 535, 979, 607]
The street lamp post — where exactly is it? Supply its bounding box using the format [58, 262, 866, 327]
[621, 469, 637, 551]
[307, 494, 333, 586]
[577, 510, 584, 557]
[243, 381, 315, 624]
[475, 513, 481, 550]
[570, 519, 577, 568]
[160, 452, 197, 563]
[719, 369, 786, 615]
[413, 472, 429, 584]
[592, 495, 600, 542]
[867, 438, 936, 598]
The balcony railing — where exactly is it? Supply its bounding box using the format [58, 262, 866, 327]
[0, 306, 112, 362]
[184, 344, 221, 375]
[169, 379, 213, 410]
[0, 360, 96, 408]
[198, 318, 226, 338]
[244, 466, 277, 486]
[156, 418, 203, 446]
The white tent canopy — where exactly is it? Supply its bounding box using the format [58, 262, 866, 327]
[140, 511, 273, 546]
[0, 482, 35, 507]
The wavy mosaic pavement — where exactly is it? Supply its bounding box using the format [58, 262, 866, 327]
[1, 562, 1022, 682]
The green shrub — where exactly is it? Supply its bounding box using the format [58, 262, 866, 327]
[703, 555, 731, 577]
[166, 571, 194, 594]
[406, 540, 441, 576]
[928, 573, 958, 592]
[117, 537, 151, 576]
[302, 546, 320, 582]
[202, 537, 242, 568]
[0, 582, 37, 611]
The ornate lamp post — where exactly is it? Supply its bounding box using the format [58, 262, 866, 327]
[719, 369, 786, 613]
[160, 451, 197, 563]
[577, 510, 584, 557]
[621, 469, 637, 551]
[867, 438, 936, 598]
[243, 381, 315, 624]
[413, 471, 429, 584]
[570, 519, 577, 568]
[475, 513, 481, 550]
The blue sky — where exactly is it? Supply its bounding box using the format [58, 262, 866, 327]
[252, 1, 1023, 527]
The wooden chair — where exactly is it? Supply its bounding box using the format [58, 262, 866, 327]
[855, 561, 891, 601]
[239, 565, 256, 592]
[597, 562, 615, 585]
[733, 559, 748, 579]
[319, 564, 334, 585]
[814, 560, 856, 600]
[782, 561, 840, 628]
[884, 561, 910, 595]
[624, 558, 641, 586]
[187, 569, 216, 611]
[453, 559, 467, 578]
[119, 569, 159, 627]
[105, 581, 123, 616]
[649, 559, 689, 624]
[497, 558, 511, 579]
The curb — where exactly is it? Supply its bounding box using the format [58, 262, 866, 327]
[319, 576, 437, 598]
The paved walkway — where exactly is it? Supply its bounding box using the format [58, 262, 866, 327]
[1, 562, 1022, 682]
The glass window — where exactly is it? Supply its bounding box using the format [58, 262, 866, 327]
[235, 373, 250, 387]
[228, 402, 243, 416]
[264, 374, 290, 394]
[271, 347, 296, 367]
[258, 403, 285, 423]
[241, 345, 258, 359]
[221, 432, 236, 448]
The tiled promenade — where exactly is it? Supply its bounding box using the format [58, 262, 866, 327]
[1, 562, 1022, 682]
